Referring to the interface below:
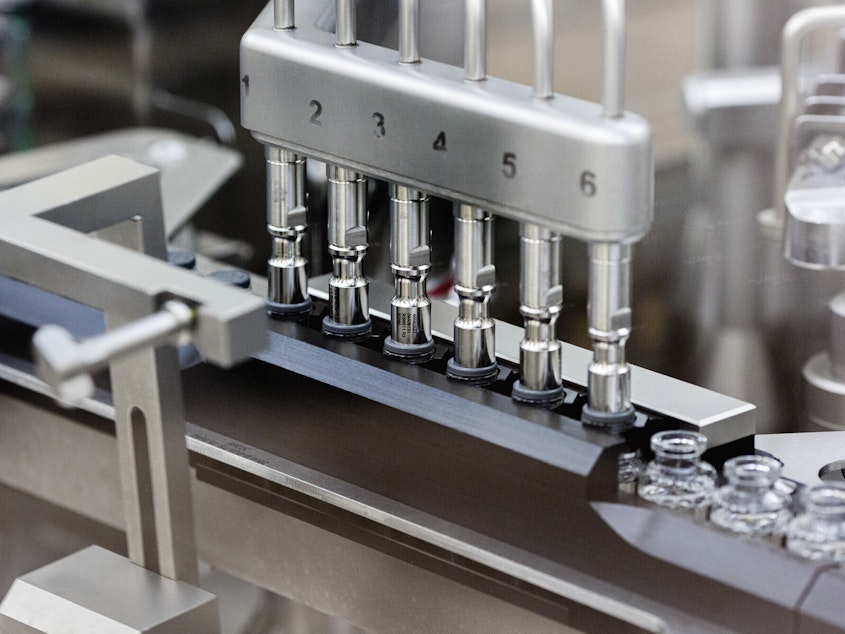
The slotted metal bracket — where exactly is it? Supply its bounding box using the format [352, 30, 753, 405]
[0, 156, 265, 628]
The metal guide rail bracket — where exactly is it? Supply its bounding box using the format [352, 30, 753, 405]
[0, 155, 266, 366]
[241, 1, 653, 242]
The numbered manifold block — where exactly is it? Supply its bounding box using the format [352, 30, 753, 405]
[241, 1, 653, 243]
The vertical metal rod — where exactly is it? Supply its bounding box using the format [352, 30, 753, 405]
[266, 146, 312, 317]
[399, 0, 420, 64]
[464, 0, 487, 81]
[336, 0, 357, 46]
[602, 0, 626, 118]
[582, 242, 635, 429]
[386, 3, 428, 358]
[323, 165, 371, 338]
[514, 0, 561, 405]
[384, 185, 434, 360]
[274, 0, 295, 29]
[448, 204, 497, 382]
[530, 0, 554, 99]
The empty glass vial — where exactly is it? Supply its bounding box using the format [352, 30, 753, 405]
[638, 430, 716, 517]
[710, 455, 792, 540]
[787, 483, 845, 562]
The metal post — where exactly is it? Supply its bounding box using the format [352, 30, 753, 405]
[514, 0, 563, 406]
[266, 146, 312, 317]
[323, 165, 371, 338]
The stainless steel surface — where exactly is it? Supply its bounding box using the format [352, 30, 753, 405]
[530, 0, 553, 101]
[265, 146, 312, 314]
[449, 203, 497, 377]
[0, 353, 758, 634]
[241, 1, 653, 242]
[335, 0, 356, 47]
[757, 430, 845, 486]
[784, 134, 845, 269]
[0, 155, 266, 367]
[0, 391, 623, 633]
[0, 128, 243, 238]
[0, 155, 261, 600]
[324, 165, 370, 334]
[683, 67, 781, 146]
[464, 0, 486, 82]
[0, 546, 220, 633]
[274, 0, 294, 30]
[385, 184, 433, 357]
[309, 272, 757, 446]
[584, 242, 634, 425]
[775, 5, 845, 225]
[803, 351, 845, 431]
[831, 292, 845, 380]
[601, 0, 626, 119]
[515, 223, 563, 401]
[32, 300, 194, 406]
[679, 2, 813, 434]
[398, 0, 419, 65]
[10, 2, 835, 631]
[0, 345, 827, 632]
[107, 325, 200, 584]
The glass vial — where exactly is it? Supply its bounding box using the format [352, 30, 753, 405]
[618, 449, 642, 495]
[710, 455, 792, 539]
[787, 482, 845, 562]
[638, 430, 716, 517]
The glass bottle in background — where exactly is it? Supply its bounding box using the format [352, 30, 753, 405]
[710, 455, 792, 540]
[638, 430, 716, 518]
[787, 482, 845, 562]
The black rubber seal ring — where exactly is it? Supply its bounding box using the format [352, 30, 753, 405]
[322, 316, 372, 338]
[266, 297, 313, 317]
[383, 337, 435, 359]
[581, 405, 636, 432]
[511, 381, 564, 407]
[446, 358, 498, 381]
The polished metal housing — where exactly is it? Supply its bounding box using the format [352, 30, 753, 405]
[384, 184, 434, 358]
[448, 203, 497, 380]
[266, 146, 313, 315]
[241, 1, 653, 242]
[323, 164, 371, 337]
[582, 241, 635, 428]
[513, 223, 563, 404]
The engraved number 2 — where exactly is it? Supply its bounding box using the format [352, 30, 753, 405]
[309, 100, 323, 126]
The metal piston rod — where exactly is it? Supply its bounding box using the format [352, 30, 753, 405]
[447, 0, 498, 382]
[513, 0, 564, 406]
[384, 1, 435, 360]
[266, 146, 312, 317]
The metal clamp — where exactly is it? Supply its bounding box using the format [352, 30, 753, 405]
[0, 156, 265, 589]
[33, 300, 195, 406]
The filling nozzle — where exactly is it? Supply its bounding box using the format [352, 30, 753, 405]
[266, 146, 313, 317]
[323, 165, 371, 338]
[447, 203, 497, 381]
[512, 223, 563, 406]
[384, 184, 434, 359]
[582, 241, 635, 430]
